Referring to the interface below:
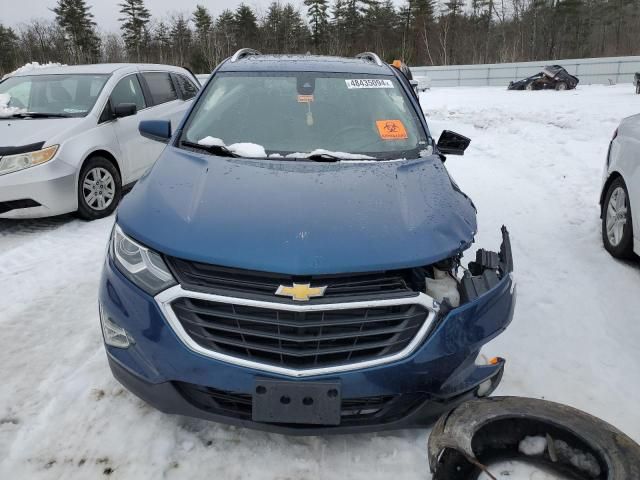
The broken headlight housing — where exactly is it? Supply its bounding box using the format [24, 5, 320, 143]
[109, 224, 176, 295]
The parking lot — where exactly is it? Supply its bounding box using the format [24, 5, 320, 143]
[1, 85, 639, 479]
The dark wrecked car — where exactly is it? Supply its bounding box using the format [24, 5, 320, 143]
[508, 65, 579, 91]
[98, 50, 516, 434]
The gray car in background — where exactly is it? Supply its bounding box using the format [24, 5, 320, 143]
[0, 63, 199, 219]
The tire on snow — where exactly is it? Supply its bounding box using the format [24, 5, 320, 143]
[602, 176, 634, 259]
[428, 396, 640, 480]
[76, 156, 122, 221]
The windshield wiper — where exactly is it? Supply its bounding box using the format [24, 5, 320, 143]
[11, 112, 72, 118]
[303, 153, 342, 162]
[180, 140, 240, 158]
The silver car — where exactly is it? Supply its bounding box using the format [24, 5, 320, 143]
[0, 64, 199, 219]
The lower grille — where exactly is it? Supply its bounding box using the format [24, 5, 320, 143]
[0, 199, 41, 214]
[170, 297, 429, 370]
[175, 382, 399, 422]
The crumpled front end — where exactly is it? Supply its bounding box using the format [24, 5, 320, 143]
[99, 226, 515, 434]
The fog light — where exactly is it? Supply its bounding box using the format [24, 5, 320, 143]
[99, 305, 133, 348]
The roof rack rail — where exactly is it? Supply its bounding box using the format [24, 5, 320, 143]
[230, 48, 262, 63]
[356, 52, 384, 66]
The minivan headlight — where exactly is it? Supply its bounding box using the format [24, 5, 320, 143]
[0, 145, 58, 175]
[110, 224, 176, 295]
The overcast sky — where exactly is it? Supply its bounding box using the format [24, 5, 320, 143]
[0, 0, 403, 33]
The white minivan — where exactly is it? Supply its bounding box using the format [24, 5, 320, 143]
[0, 64, 199, 219]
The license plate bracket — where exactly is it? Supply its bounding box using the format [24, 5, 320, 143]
[252, 377, 341, 425]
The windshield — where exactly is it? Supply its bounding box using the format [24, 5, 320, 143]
[180, 72, 430, 159]
[0, 74, 109, 118]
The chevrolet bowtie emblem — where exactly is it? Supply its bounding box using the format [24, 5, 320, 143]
[275, 283, 327, 301]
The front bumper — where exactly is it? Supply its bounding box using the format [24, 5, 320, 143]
[99, 245, 515, 433]
[0, 159, 77, 218]
[108, 353, 504, 435]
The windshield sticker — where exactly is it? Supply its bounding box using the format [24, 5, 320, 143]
[345, 79, 394, 89]
[376, 120, 408, 140]
[297, 94, 314, 103]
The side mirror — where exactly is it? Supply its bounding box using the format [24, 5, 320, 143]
[437, 130, 471, 156]
[139, 120, 172, 143]
[113, 103, 137, 118]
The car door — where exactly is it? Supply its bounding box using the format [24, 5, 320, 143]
[108, 73, 163, 181]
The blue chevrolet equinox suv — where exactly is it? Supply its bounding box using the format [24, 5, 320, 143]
[99, 50, 516, 434]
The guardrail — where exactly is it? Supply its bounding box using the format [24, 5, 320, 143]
[412, 56, 640, 87]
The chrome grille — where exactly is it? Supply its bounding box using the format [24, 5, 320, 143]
[171, 297, 428, 369]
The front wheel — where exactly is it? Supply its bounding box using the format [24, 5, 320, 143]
[555, 81, 568, 91]
[77, 156, 122, 220]
[602, 177, 634, 258]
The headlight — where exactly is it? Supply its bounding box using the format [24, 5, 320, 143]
[110, 224, 176, 295]
[0, 145, 59, 175]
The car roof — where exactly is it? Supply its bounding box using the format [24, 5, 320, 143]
[10, 63, 190, 77]
[218, 54, 395, 76]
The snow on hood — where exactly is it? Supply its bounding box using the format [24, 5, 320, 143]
[198, 137, 375, 161]
[0, 93, 25, 118]
[2, 62, 65, 80]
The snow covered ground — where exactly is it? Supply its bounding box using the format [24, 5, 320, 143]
[1, 85, 639, 479]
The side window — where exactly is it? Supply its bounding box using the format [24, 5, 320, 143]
[142, 72, 178, 105]
[110, 75, 146, 111]
[173, 74, 199, 100]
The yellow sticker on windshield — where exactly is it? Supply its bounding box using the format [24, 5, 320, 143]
[297, 94, 314, 103]
[376, 120, 408, 140]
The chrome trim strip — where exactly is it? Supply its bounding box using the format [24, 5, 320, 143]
[155, 285, 440, 378]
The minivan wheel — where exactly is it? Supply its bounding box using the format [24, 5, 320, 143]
[602, 176, 634, 258]
[77, 156, 121, 220]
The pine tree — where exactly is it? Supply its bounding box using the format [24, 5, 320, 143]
[192, 5, 214, 71]
[234, 4, 259, 48]
[407, 0, 436, 64]
[52, 0, 100, 63]
[193, 5, 213, 40]
[215, 9, 237, 58]
[304, 0, 329, 51]
[118, 0, 151, 61]
[170, 14, 192, 66]
[153, 21, 171, 63]
[0, 25, 19, 75]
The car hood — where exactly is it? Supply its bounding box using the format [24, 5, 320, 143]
[117, 147, 477, 275]
[0, 117, 85, 148]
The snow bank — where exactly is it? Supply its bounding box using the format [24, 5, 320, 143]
[2, 61, 64, 80]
